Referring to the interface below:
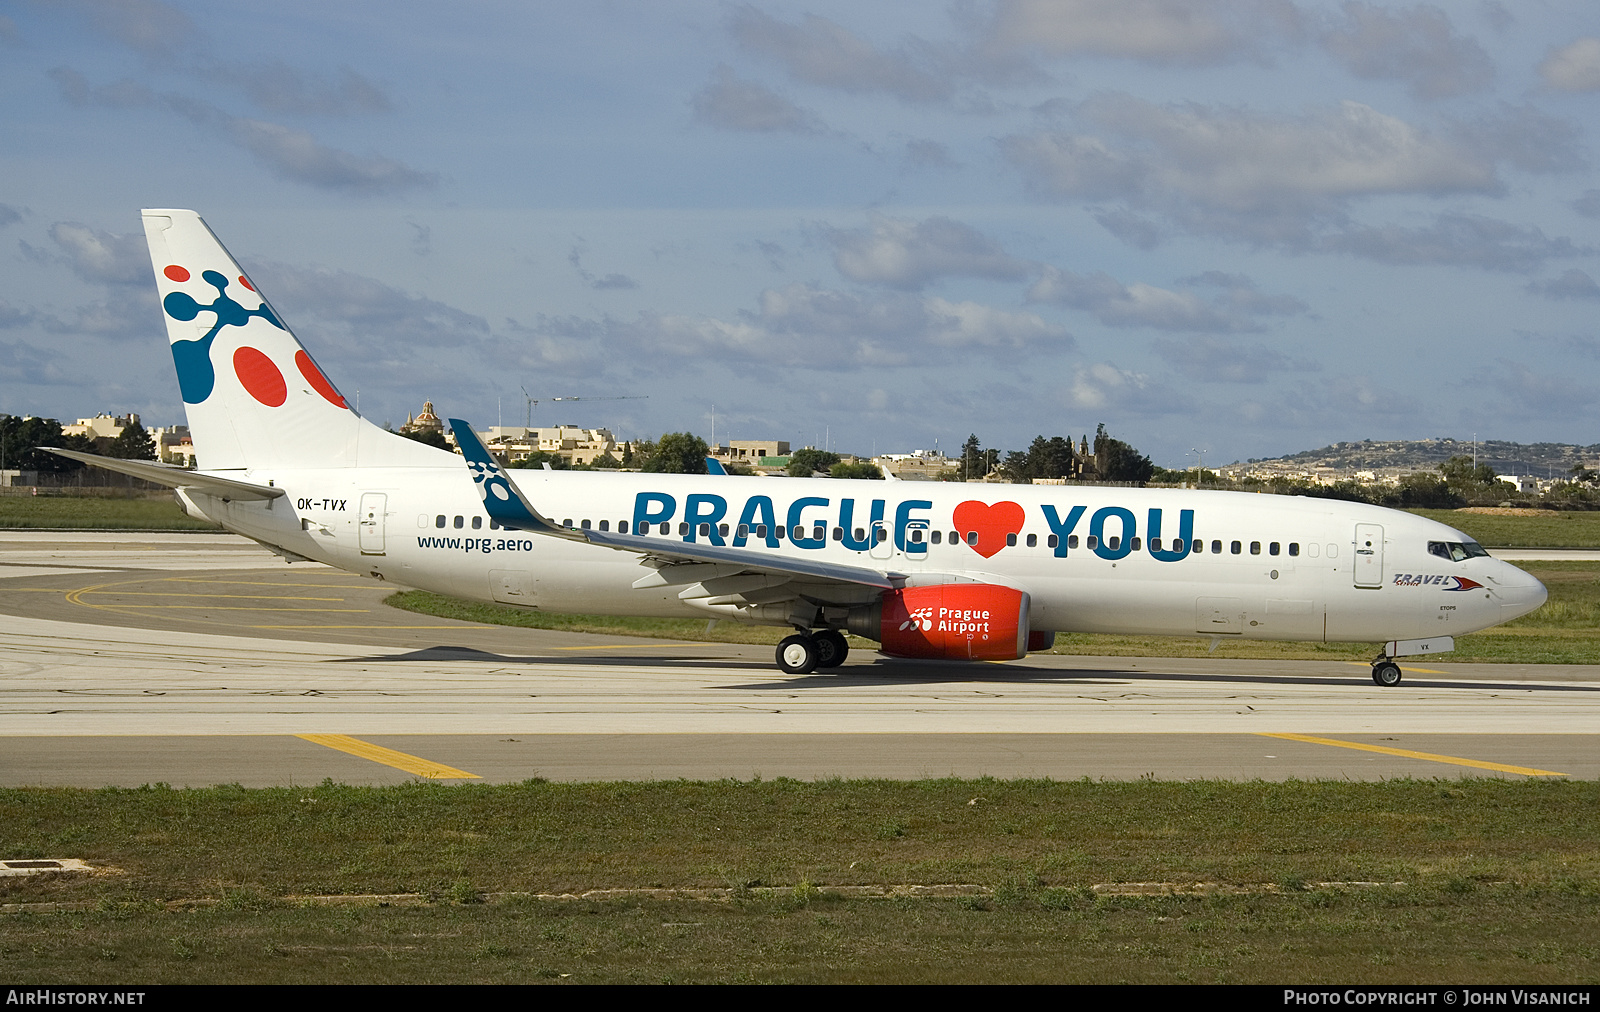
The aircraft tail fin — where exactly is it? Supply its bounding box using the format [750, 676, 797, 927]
[141, 209, 447, 471]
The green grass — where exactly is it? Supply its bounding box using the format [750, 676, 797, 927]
[2, 779, 1597, 983]
[1410, 508, 1600, 548]
[387, 561, 1600, 664]
[0, 496, 219, 530]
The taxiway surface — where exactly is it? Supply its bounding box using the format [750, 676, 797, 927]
[1, 532, 1595, 785]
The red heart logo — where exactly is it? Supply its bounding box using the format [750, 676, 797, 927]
[951, 500, 1025, 559]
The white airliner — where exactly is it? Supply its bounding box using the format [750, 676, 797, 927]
[55, 210, 1548, 684]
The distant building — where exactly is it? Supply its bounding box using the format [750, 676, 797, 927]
[873, 450, 957, 481]
[149, 425, 195, 467]
[486, 425, 619, 466]
[400, 401, 446, 438]
[63, 413, 139, 441]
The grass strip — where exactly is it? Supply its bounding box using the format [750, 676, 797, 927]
[0, 496, 219, 530]
[1408, 508, 1600, 548]
[386, 561, 1600, 664]
[2, 779, 1595, 983]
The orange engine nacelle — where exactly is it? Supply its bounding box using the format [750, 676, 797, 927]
[870, 584, 1032, 661]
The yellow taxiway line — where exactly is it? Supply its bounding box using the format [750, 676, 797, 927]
[1257, 732, 1567, 777]
[295, 734, 480, 779]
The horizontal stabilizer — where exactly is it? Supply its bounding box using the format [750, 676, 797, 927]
[41, 448, 284, 501]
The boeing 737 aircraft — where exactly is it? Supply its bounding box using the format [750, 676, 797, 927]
[53, 210, 1549, 684]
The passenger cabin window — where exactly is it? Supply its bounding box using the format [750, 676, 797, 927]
[966, 531, 979, 545]
[1026, 533, 1037, 548]
[678, 523, 689, 535]
[563, 519, 573, 528]
[1106, 536, 1120, 551]
[911, 529, 924, 543]
[1130, 537, 1141, 551]
[581, 519, 591, 530]
[1068, 535, 1079, 549]
[756, 524, 768, 538]
[931, 531, 942, 544]
[472, 516, 483, 529]
[1151, 538, 1161, 551]
[1211, 540, 1222, 554]
[719, 524, 729, 538]
[599, 520, 610, 532]
[1191, 539, 1202, 554]
[1006, 533, 1017, 547]
[698, 523, 710, 536]
[875, 528, 888, 543]
[1047, 534, 1059, 548]
[1269, 542, 1279, 556]
[1250, 541, 1261, 555]
[454, 516, 464, 529]
[1230, 541, 1241, 555]
[949, 531, 958, 544]
[1086, 535, 1099, 549]
[436, 515, 446, 528]
[1288, 542, 1299, 556]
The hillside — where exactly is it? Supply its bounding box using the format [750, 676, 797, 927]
[1238, 438, 1600, 477]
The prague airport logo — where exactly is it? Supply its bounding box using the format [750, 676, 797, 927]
[162, 265, 345, 410]
[899, 606, 935, 632]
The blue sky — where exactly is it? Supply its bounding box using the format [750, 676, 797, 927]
[3, 1, 1599, 468]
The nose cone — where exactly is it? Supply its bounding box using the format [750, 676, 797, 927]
[1494, 563, 1548, 623]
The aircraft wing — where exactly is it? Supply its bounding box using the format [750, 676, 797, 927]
[450, 419, 896, 591]
[41, 447, 284, 501]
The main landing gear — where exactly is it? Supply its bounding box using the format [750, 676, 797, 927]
[776, 629, 850, 674]
[1371, 659, 1403, 687]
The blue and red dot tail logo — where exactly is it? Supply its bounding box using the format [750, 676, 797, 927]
[162, 265, 345, 409]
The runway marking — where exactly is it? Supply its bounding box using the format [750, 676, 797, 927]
[294, 734, 479, 779]
[552, 642, 703, 651]
[1344, 662, 1447, 674]
[71, 591, 351, 601]
[249, 623, 495, 630]
[1257, 733, 1567, 777]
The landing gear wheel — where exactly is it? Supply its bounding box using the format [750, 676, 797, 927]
[1371, 661, 1402, 687]
[777, 634, 820, 675]
[813, 630, 849, 669]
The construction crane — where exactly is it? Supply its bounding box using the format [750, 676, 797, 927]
[518, 388, 646, 431]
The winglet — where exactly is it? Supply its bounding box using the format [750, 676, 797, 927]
[704, 456, 727, 475]
[448, 419, 583, 541]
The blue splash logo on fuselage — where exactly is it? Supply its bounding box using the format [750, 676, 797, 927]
[163, 269, 285, 403]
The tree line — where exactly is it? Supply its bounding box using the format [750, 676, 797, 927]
[0, 414, 154, 476]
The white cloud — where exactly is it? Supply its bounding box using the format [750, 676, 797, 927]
[198, 62, 391, 117]
[1151, 335, 1320, 383]
[1003, 96, 1494, 245]
[517, 285, 1072, 373]
[1527, 269, 1600, 300]
[1450, 103, 1584, 175]
[1029, 266, 1305, 332]
[165, 97, 437, 194]
[1320, 213, 1588, 272]
[690, 66, 823, 133]
[1539, 37, 1600, 92]
[979, 0, 1302, 67]
[1320, 2, 1494, 100]
[827, 216, 1030, 289]
[49, 223, 149, 285]
[727, 6, 953, 103]
[1065, 361, 1190, 414]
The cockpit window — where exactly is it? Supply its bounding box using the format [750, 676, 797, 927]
[1429, 540, 1491, 562]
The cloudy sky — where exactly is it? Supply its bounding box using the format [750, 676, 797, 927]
[3, 1, 1599, 468]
